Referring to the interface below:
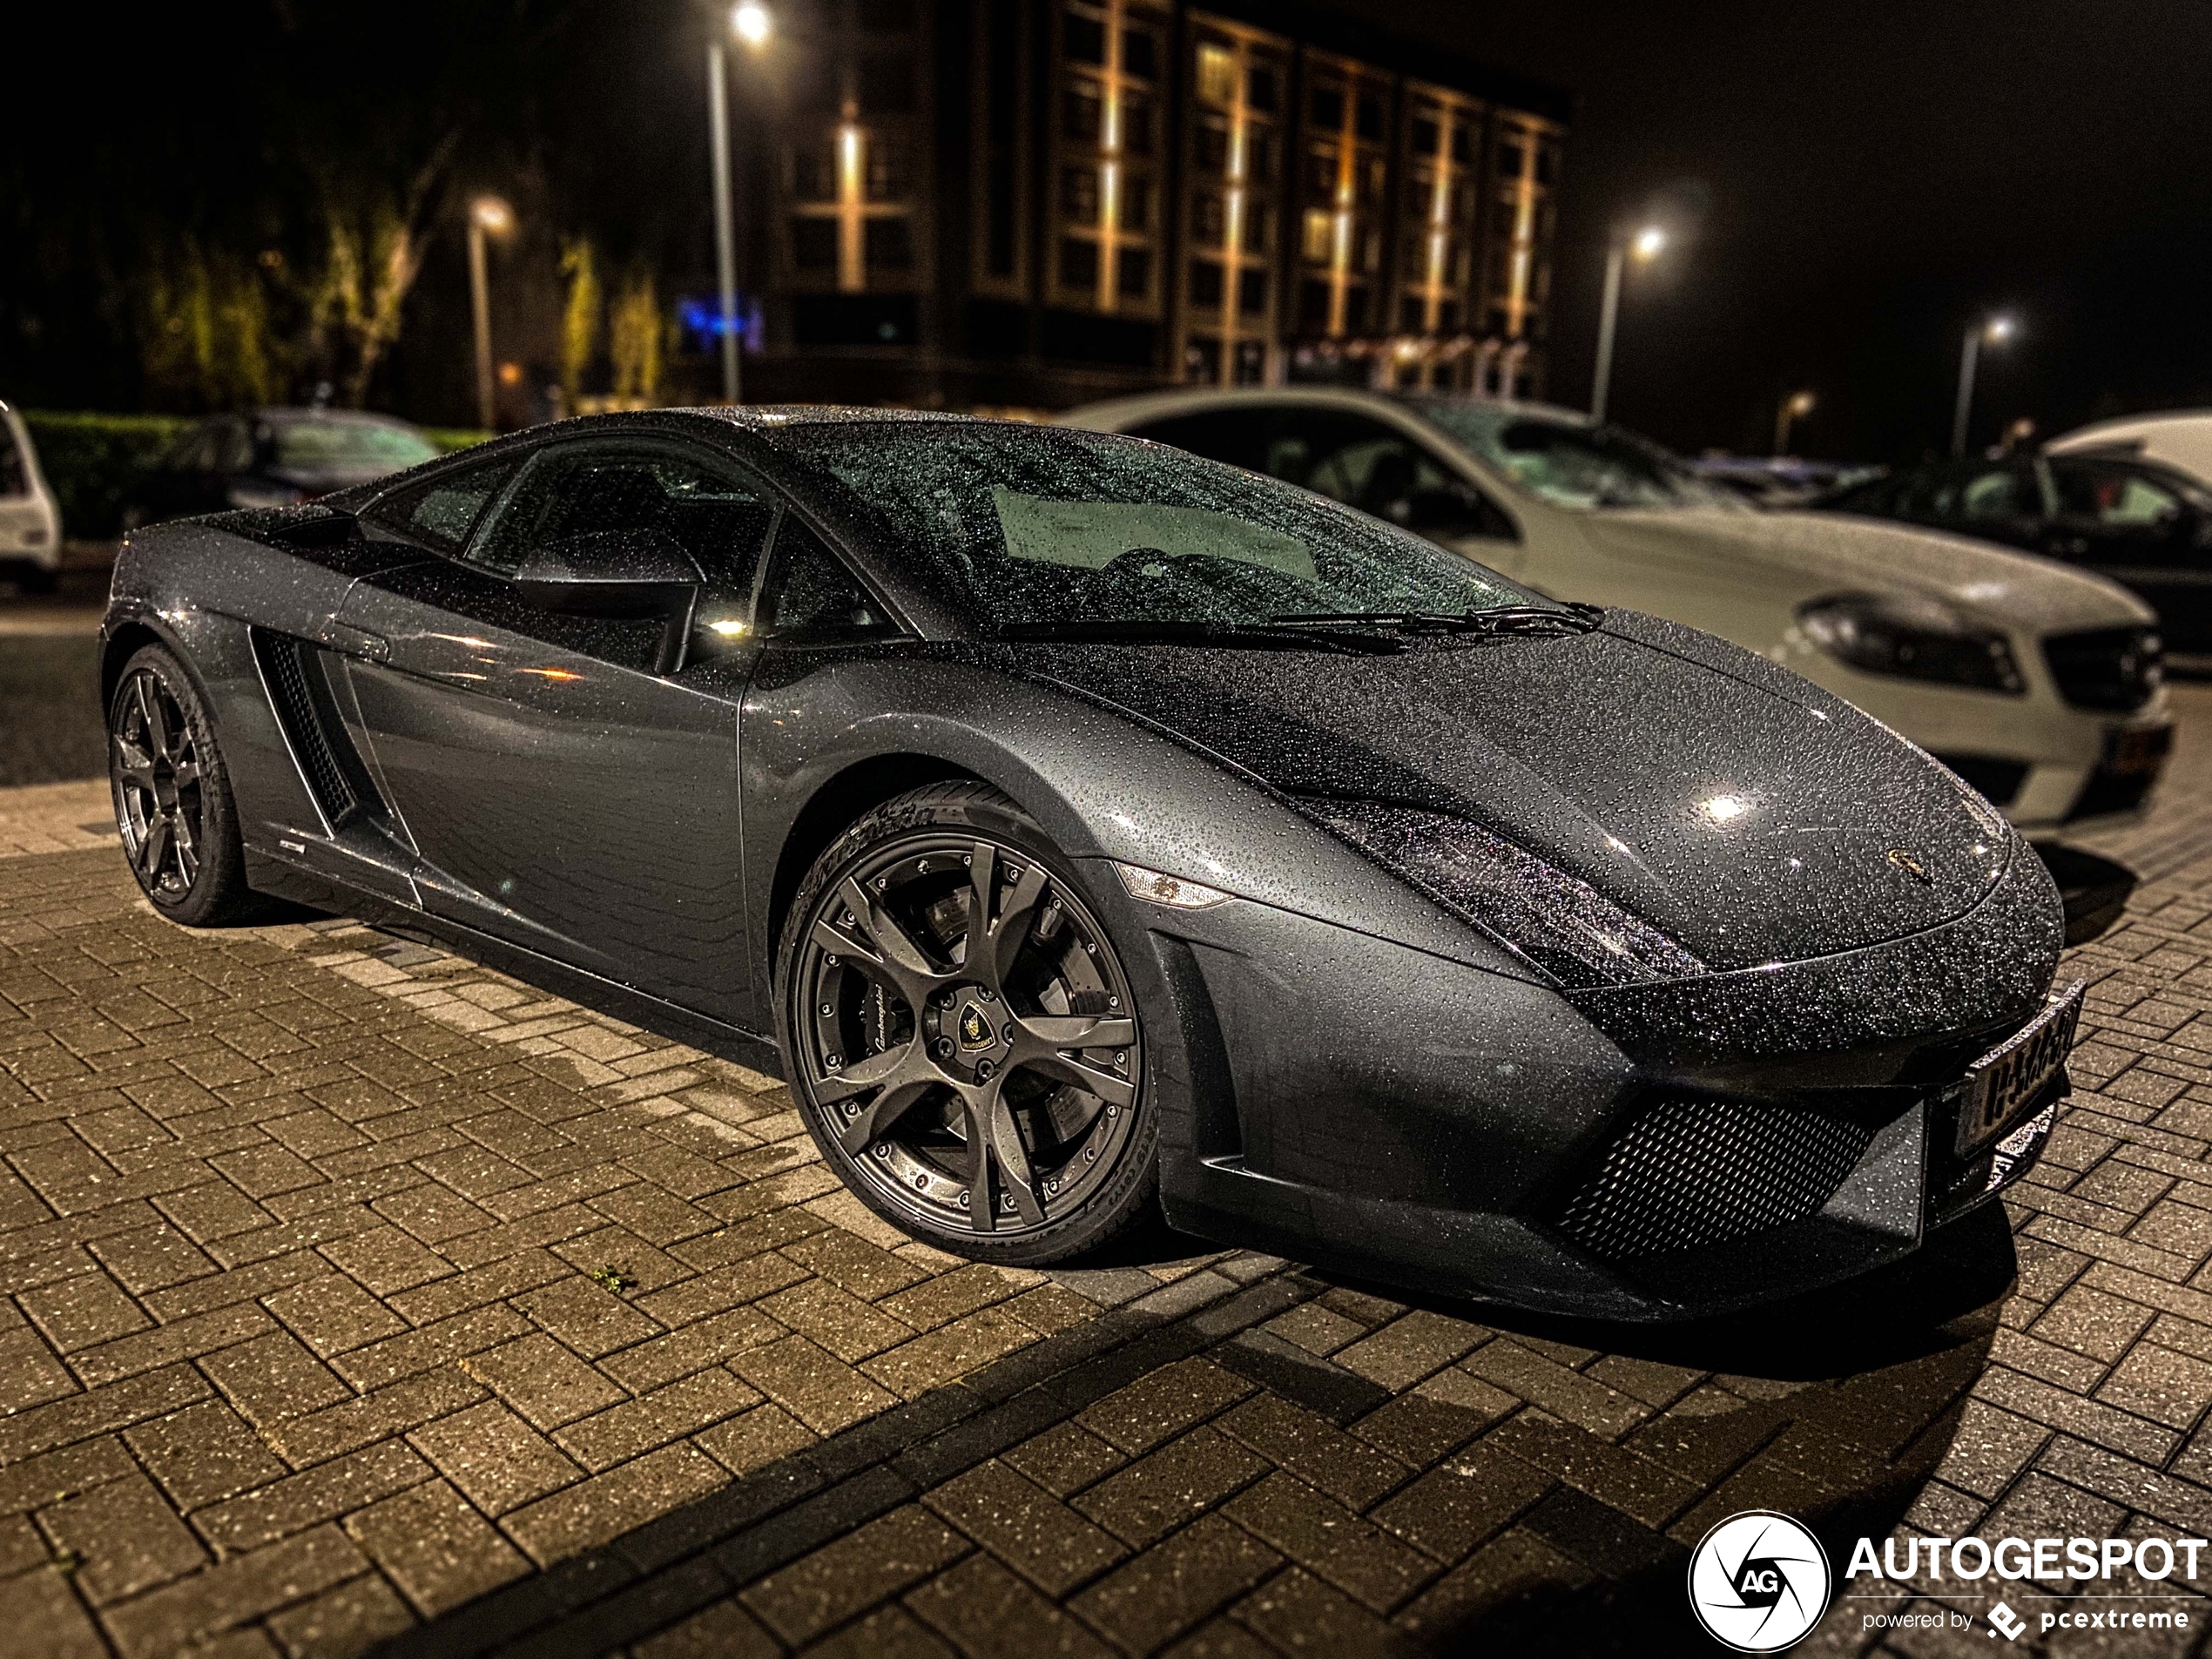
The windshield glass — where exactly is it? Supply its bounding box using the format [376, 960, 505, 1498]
[1408, 401, 1746, 512]
[267, 418, 440, 472]
[783, 421, 1541, 630]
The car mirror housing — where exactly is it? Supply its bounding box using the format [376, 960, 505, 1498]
[514, 529, 705, 673]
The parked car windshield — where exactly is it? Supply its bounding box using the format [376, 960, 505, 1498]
[266, 416, 441, 472]
[783, 421, 1542, 631]
[1408, 401, 1746, 513]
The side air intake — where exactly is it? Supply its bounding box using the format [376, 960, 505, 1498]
[250, 629, 380, 828]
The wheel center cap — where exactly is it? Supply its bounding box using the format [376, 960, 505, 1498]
[955, 1000, 994, 1054]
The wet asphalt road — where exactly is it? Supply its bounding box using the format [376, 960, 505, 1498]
[0, 625, 105, 787]
[1, 554, 113, 787]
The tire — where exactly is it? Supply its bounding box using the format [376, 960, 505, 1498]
[778, 781, 1158, 1266]
[108, 644, 258, 927]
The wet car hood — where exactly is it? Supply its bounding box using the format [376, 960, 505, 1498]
[1018, 610, 2013, 973]
[1574, 507, 2155, 632]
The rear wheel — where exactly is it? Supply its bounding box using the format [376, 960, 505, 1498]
[108, 644, 255, 926]
[779, 783, 1157, 1265]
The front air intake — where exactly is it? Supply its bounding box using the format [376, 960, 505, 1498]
[1552, 1096, 1875, 1260]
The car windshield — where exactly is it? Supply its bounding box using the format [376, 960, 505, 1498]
[266, 417, 440, 472]
[1407, 401, 1746, 512]
[784, 421, 1542, 631]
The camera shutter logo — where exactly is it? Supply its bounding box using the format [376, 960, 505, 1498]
[1687, 1511, 1832, 1652]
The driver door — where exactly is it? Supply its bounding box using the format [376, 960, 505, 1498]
[332, 440, 773, 1025]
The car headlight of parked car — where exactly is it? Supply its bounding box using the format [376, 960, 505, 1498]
[1301, 800, 1704, 989]
[1797, 592, 2024, 693]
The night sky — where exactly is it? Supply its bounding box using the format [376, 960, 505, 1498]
[8, 2, 2211, 462]
[1341, 0, 2212, 460]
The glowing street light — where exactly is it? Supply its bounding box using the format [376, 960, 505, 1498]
[466, 195, 515, 431]
[1774, 389, 1815, 456]
[708, 5, 773, 405]
[1590, 223, 1668, 424]
[1951, 312, 2019, 458]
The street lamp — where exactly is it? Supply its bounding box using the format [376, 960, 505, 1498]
[467, 196, 514, 431]
[1774, 389, 1815, 456]
[709, 4, 773, 405]
[1950, 312, 2018, 459]
[1590, 224, 1666, 424]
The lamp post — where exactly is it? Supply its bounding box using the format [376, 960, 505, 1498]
[1950, 312, 2017, 459]
[1774, 389, 1815, 456]
[709, 3, 773, 406]
[467, 196, 514, 432]
[1590, 224, 1665, 424]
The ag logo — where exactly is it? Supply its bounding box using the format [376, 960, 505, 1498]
[956, 1001, 993, 1052]
[1687, 1511, 1831, 1652]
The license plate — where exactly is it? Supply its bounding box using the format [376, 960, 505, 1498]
[1954, 981, 2083, 1157]
[2106, 724, 2175, 776]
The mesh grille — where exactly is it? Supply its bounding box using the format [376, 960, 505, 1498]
[253, 631, 360, 823]
[1554, 1098, 1875, 1260]
[2043, 626, 2162, 713]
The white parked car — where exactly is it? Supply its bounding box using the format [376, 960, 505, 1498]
[2048, 409, 2212, 489]
[1063, 388, 2171, 835]
[0, 401, 62, 592]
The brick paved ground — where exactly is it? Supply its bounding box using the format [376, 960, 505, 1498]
[7, 699, 2212, 1658]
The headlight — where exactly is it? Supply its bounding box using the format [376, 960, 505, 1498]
[1302, 800, 1703, 989]
[1797, 592, 2023, 693]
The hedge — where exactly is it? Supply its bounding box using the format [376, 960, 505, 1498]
[19, 412, 489, 539]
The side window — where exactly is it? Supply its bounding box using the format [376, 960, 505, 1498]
[760, 518, 899, 644]
[1125, 408, 1275, 473]
[0, 421, 27, 497]
[1268, 410, 1511, 539]
[2051, 461, 2182, 529]
[369, 456, 522, 555]
[1956, 465, 2024, 523]
[472, 444, 774, 590]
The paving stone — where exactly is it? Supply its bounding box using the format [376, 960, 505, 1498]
[556, 1365, 760, 1473]
[1003, 1420, 1129, 1500]
[125, 1399, 289, 1510]
[261, 1570, 417, 1658]
[41, 1467, 206, 1605]
[1217, 1393, 1412, 1512]
[455, 1331, 626, 1432]
[905, 1552, 1118, 1659]
[923, 1458, 1126, 1595]
[342, 1476, 529, 1615]
[408, 1398, 583, 1515]
[1067, 1512, 1281, 1654]
[1079, 1358, 1255, 1455]
[733, 1334, 900, 1435]
[742, 1503, 969, 1646]
[501, 1440, 729, 1565]
[1074, 1425, 1269, 1550]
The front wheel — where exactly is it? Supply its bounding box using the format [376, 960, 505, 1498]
[778, 782, 1157, 1265]
[108, 644, 256, 926]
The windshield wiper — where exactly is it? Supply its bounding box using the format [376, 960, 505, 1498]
[996, 619, 1406, 655]
[1268, 605, 1603, 637]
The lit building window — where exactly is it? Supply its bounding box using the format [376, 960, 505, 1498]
[1049, 0, 1166, 317]
[1177, 16, 1288, 386]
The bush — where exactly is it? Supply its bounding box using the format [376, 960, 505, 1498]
[22, 411, 186, 539]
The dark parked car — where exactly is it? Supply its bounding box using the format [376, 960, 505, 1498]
[100, 409, 2071, 1320]
[1818, 453, 2212, 664]
[126, 408, 443, 527]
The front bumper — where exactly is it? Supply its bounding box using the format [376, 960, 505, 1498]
[1126, 834, 2065, 1322]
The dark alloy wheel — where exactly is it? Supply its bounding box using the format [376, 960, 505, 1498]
[107, 644, 255, 926]
[783, 785, 1154, 1263]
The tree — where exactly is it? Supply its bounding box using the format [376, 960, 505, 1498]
[609, 268, 665, 407]
[558, 237, 602, 413]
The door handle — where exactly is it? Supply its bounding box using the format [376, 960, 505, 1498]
[321, 622, 389, 662]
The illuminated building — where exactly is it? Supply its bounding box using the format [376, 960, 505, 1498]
[727, 0, 1568, 408]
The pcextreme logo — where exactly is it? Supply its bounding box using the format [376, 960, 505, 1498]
[1687, 1511, 1833, 1652]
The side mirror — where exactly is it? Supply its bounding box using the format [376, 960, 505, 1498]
[514, 529, 705, 673]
